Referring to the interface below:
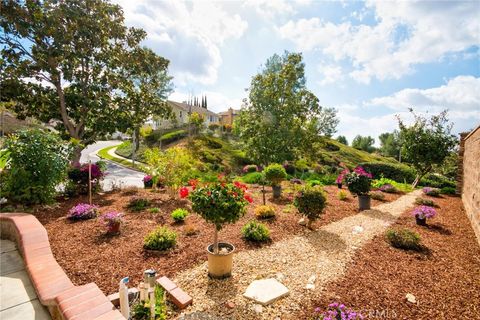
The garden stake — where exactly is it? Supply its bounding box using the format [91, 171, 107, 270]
[88, 159, 92, 205]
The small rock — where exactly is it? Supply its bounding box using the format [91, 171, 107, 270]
[305, 283, 315, 290]
[406, 293, 417, 304]
[307, 275, 316, 284]
[352, 225, 364, 234]
[226, 301, 235, 309]
[298, 218, 307, 226]
[253, 304, 263, 313]
[275, 273, 285, 282]
[282, 259, 287, 264]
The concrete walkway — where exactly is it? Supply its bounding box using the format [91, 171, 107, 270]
[0, 240, 51, 320]
[80, 141, 144, 191]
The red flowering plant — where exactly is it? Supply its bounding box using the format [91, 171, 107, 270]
[180, 177, 252, 254]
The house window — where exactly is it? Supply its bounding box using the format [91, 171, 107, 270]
[179, 111, 182, 118]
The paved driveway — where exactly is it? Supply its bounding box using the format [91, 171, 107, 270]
[80, 141, 144, 190]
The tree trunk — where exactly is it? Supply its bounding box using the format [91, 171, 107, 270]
[262, 184, 266, 205]
[213, 227, 219, 254]
[411, 167, 431, 188]
[71, 144, 83, 164]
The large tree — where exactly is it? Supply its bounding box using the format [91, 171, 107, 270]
[336, 135, 348, 145]
[238, 52, 337, 165]
[0, 0, 172, 160]
[397, 109, 457, 187]
[351, 135, 376, 153]
[378, 130, 402, 160]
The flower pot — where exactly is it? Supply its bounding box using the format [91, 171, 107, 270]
[358, 195, 371, 211]
[415, 215, 427, 226]
[206, 242, 235, 279]
[143, 180, 153, 189]
[107, 223, 121, 235]
[337, 183, 342, 189]
[272, 185, 282, 199]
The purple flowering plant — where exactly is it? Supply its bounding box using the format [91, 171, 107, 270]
[100, 211, 123, 228]
[345, 166, 372, 196]
[67, 203, 98, 220]
[143, 175, 153, 183]
[422, 187, 440, 196]
[379, 184, 396, 193]
[412, 205, 437, 219]
[313, 303, 363, 320]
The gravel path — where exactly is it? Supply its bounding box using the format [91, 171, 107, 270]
[174, 190, 422, 320]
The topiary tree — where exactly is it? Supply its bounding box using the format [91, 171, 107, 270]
[2, 129, 72, 204]
[264, 163, 287, 198]
[294, 186, 327, 229]
[188, 112, 205, 136]
[397, 109, 457, 187]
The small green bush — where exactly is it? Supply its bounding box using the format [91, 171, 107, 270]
[264, 164, 287, 186]
[144, 227, 177, 251]
[415, 197, 436, 207]
[242, 220, 270, 242]
[241, 172, 264, 184]
[127, 197, 151, 211]
[254, 205, 276, 219]
[370, 192, 385, 201]
[337, 190, 348, 201]
[359, 162, 416, 183]
[294, 186, 327, 222]
[171, 208, 189, 222]
[307, 180, 324, 187]
[440, 186, 456, 195]
[419, 173, 456, 189]
[386, 228, 421, 251]
[149, 207, 160, 214]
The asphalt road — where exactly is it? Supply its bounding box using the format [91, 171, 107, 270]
[80, 141, 144, 190]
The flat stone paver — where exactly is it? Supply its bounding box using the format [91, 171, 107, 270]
[0, 240, 51, 320]
[243, 278, 289, 305]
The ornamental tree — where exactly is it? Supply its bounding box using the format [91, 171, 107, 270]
[238, 52, 338, 165]
[397, 109, 457, 187]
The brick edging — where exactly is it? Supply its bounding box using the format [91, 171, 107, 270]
[0, 213, 125, 320]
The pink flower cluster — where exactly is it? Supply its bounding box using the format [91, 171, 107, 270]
[412, 205, 437, 219]
[100, 211, 123, 227]
[67, 203, 98, 220]
[314, 302, 363, 320]
[336, 168, 350, 184]
[80, 163, 104, 179]
[353, 166, 373, 179]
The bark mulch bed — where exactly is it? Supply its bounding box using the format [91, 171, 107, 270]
[33, 183, 401, 295]
[296, 194, 480, 320]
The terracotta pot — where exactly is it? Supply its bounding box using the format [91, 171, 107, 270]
[358, 195, 371, 211]
[415, 215, 427, 226]
[272, 185, 282, 199]
[107, 223, 121, 235]
[206, 242, 235, 279]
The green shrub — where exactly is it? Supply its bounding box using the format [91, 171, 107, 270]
[372, 177, 413, 193]
[241, 172, 264, 184]
[254, 205, 276, 219]
[386, 228, 421, 251]
[131, 284, 166, 320]
[144, 227, 177, 251]
[319, 174, 337, 185]
[171, 208, 189, 222]
[242, 220, 270, 242]
[264, 164, 287, 185]
[2, 129, 72, 204]
[370, 192, 385, 201]
[422, 187, 440, 197]
[415, 197, 436, 207]
[127, 197, 151, 211]
[149, 207, 161, 214]
[294, 186, 327, 222]
[307, 180, 324, 187]
[359, 162, 416, 183]
[419, 173, 456, 189]
[337, 190, 348, 201]
[440, 186, 456, 195]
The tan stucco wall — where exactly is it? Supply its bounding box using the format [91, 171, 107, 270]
[461, 126, 480, 244]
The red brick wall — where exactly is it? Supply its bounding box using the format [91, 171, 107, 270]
[460, 126, 480, 244]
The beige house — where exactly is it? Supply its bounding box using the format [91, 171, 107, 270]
[218, 107, 240, 126]
[148, 100, 219, 130]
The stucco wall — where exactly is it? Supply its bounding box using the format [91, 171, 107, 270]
[461, 126, 480, 244]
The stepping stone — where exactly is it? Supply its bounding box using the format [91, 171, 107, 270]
[243, 278, 289, 305]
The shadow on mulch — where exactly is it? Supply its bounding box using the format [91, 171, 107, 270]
[305, 229, 347, 253]
[423, 223, 453, 236]
[93, 232, 122, 245]
[360, 209, 397, 222]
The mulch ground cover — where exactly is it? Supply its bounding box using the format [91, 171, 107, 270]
[297, 194, 480, 319]
[33, 183, 401, 295]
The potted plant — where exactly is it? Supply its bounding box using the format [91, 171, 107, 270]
[67, 203, 99, 220]
[100, 211, 124, 235]
[335, 169, 349, 189]
[412, 205, 437, 225]
[344, 166, 373, 211]
[264, 163, 287, 199]
[181, 180, 252, 278]
[294, 186, 327, 229]
[143, 175, 153, 188]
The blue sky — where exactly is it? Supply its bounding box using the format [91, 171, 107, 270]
[114, 0, 480, 144]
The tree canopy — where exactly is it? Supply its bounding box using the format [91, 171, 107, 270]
[351, 135, 376, 153]
[336, 135, 348, 145]
[0, 0, 172, 159]
[378, 130, 402, 160]
[237, 52, 338, 165]
[397, 109, 457, 187]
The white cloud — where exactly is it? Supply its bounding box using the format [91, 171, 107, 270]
[169, 91, 242, 114]
[112, 1, 248, 85]
[367, 76, 480, 112]
[317, 64, 344, 86]
[277, 1, 480, 83]
[244, 0, 312, 19]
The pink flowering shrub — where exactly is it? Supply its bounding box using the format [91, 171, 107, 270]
[345, 166, 372, 196]
[335, 168, 350, 184]
[67, 203, 98, 220]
